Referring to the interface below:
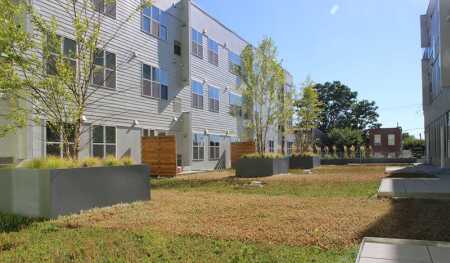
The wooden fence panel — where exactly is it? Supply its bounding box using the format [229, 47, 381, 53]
[142, 136, 177, 177]
[231, 142, 256, 168]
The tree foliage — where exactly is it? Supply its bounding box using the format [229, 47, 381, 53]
[238, 37, 293, 154]
[314, 81, 380, 133]
[328, 128, 364, 149]
[293, 78, 322, 153]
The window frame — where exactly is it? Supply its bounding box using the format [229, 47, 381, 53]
[192, 133, 205, 161]
[228, 51, 241, 75]
[92, 0, 116, 19]
[141, 63, 168, 100]
[229, 92, 243, 117]
[374, 134, 382, 146]
[92, 49, 116, 90]
[388, 134, 396, 146]
[208, 135, 221, 160]
[287, 141, 294, 155]
[174, 40, 182, 56]
[45, 122, 76, 158]
[46, 35, 77, 77]
[207, 38, 219, 66]
[92, 125, 117, 158]
[208, 85, 220, 113]
[192, 80, 204, 109]
[191, 29, 204, 59]
[141, 5, 168, 41]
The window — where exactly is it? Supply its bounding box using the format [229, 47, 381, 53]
[191, 29, 203, 58]
[374, 134, 381, 145]
[208, 86, 220, 113]
[208, 38, 219, 66]
[142, 129, 156, 137]
[92, 125, 116, 158]
[142, 6, 167, 40]
[142, 64, 168, 100]
[92, 0, 116, 19]
[174, 40, 181, 56]
[268, 140, 275, 153]
[46, 35, 76, 76]
[45, 122, 75, 158]
[92, 49, 116, 89]
[209, 135, 220, 160]
[229, 93, 242, 116]
[287, 141, 294, 155]
[388, 134, 396, 146]
[193, 134, 205, 161]
[192, 80, 204, 109]
[228, 51, 241, 75]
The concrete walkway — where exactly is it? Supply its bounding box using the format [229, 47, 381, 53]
[356, 237, 450, 263]
[378, 165, 450, 199]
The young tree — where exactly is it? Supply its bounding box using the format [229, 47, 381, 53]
[293, 79, 322, 153]
[0, 0, 151, 158]
[238, 37, 292, 154]
[0, 0, 30, 136]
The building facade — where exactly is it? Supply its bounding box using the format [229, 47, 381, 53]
[368, 128, 402, 158]
[421, 0, 450, 168]
[0, 0, 295, 171]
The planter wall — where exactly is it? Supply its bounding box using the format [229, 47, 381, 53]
[290, 156, 321, 169]
[236, 157, 289, 177]
[0, 165, 150, 218]
[321, 158, 417, 165]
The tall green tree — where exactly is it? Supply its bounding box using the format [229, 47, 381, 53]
[0, 0, 150, 158]
[238, 37, 292, 154]
[293, 78, 322, 153]
[314, 81, 380, 132]
[314, 81, 357, 132]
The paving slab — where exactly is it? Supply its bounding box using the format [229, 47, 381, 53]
[428, 246, 450, 263]
[359, 242, 430, 262]
[357, 238, 450, 263]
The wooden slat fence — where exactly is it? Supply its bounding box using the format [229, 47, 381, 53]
[142, 136, 177, 177]
[231, 141, 256, 168]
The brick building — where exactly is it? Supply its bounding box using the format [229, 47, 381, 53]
[368, 128, 402, 158]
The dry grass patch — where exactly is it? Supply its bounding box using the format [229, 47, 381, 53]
[57, 190, 391, 249]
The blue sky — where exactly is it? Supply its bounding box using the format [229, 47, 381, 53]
[195, 0, 428, 138]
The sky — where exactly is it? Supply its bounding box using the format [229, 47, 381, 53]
[195, 0, 428, 138]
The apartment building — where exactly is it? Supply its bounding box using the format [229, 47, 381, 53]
[421, 0, 450, 168]
[0, 0, 295, 171]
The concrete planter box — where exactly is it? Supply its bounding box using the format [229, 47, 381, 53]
[236, 157, 289, 178]
[321, 158, 417, 165]
[290, 156, 321, 169]
[0, 165, 150, 218]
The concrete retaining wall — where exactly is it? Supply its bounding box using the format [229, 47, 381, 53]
[0, 165, 150, 218]
[321, 158, 417, 165]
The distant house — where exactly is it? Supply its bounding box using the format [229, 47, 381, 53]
[368, 128, 402, 158]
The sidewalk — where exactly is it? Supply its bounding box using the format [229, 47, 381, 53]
[356, 237, 450, 263]
[378, 165, 450, 199]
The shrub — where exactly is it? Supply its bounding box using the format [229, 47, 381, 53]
[292, 152, 318, 158]
[20, 156, 134, 169]
[79, 157, 101, 168]
[120, 156, 134, 166]
[241, 153, 285, 159]
[103, 156, 122, 167]
[21, 157, 75, 169]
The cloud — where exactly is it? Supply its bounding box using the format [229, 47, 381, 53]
[330, 4, 340, 15]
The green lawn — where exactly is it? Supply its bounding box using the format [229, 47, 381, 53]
[0, 222, 356, 262]
[0, 165, 392, 262]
